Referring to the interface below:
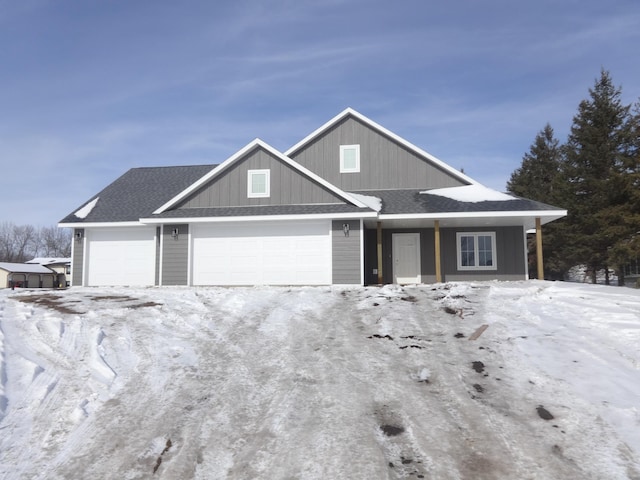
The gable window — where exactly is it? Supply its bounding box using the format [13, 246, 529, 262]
[340, 144, 360, 173]
[456, 232, 497, 270]
[247, 169, 270, 198]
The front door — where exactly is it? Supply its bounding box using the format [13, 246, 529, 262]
[392, 233, 421, 284]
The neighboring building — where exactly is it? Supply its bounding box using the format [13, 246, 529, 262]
[26, 258, 71, 287]
[0, 262, 58, 289]
[59, 108, 566, 287]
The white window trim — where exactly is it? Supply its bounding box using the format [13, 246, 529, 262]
[456, 232, 497, 271]
[340, 144, 360, 173]
[247, 169, 270, 198]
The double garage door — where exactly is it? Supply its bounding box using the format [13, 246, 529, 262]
[192, 221, 331, 286]
[84, 222, 331, 286]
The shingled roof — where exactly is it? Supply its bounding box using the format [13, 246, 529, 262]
[351, 189, 562, 215]
[59, 164, 216, 224]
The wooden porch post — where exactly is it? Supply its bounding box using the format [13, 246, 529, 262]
[536, 217, 544, 280]
[434, 220, 442, 283]
[377, 221, 383, 284]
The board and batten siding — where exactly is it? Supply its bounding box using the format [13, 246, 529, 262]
[440, 226, 527, 281]
[71, 228, 84, 286]
[178, 147, 345, 209]
[331, 220, 361, 284]
[161, 224, 189, 285]
[289, 116, 468, 191]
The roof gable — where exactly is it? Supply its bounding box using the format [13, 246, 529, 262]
[285, 108, 478, 190]
[155, 139, 368, 214]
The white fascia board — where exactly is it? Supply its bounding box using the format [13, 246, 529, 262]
[284, 107, 478, 186]
[379, 210, 567, 221]
[396, 210, 565, 221]
[57, 221, 146, 228]
[140, 211, 378, 225]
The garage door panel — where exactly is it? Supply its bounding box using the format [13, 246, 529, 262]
[87, 228, 156, 286]
[192, 222, 330, 286]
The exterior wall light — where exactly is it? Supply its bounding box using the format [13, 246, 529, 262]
[343, 223, 350, 237]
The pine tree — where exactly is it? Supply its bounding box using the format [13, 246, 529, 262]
[561, 69, 632, 284]
[507, 124, 568, 279]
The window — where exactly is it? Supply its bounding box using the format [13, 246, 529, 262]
[247, 169, 270, 198]
[456, 232, 497, 270]
[340, 144, 360, 173]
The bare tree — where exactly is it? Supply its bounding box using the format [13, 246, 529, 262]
[0, 223, 71, 262]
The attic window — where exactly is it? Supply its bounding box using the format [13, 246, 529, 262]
[340, 145, 360, 173]
[248, 169, 270, 198]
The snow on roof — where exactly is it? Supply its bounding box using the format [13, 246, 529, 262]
[348, 192, 382, 212]
[27, 258, 71, 266]
[74, 197, 99, 219]
[0, 262, 55, 273]
[422, 184, 516, 202]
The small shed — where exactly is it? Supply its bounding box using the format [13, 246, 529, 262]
[0, 262, 58, 289]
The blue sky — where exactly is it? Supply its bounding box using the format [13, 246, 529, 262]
[1, 0, 639, 227]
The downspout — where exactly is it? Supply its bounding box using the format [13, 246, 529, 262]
[376, 221, 383, 284]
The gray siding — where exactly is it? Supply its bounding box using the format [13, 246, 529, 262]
[289, 116, 468, 191]
[161, 224, 189, 285]
[364, 225, 526, 284]
[179, 147, 345, 209]
[440, 226, 526, 281]
[71, 229, 84, 286]
[332, 220, 361, 284]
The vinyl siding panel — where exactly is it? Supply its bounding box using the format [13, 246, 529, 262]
[72, 229, 84, 286]
[178, 147, 344, 209]
[161, 224, 189, 285]
[332, 220, 361, 284]
[289, 116, 468, 191]
[364, 225, 526, 284]
[440, 226, 526, 281]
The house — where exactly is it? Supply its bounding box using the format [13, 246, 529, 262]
[0, 262, 58, 289]
[58, 108, 566, 287]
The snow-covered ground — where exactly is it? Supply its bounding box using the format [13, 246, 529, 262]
[0, 281, 638, 479]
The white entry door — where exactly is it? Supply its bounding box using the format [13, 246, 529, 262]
[392, 233, 421, 284]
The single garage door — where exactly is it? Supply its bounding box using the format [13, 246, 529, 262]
[192, 221, 331, 285]
[86, 227, 156, 286]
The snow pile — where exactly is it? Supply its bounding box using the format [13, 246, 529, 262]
[74, 197, 99, 219]
[422, 184, 515, 202]
[0, 282, 638, 479]
[349, 192, 382, 211]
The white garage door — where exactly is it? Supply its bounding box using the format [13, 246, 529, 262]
[192, 221, 331, 286]
[86, 227, 156, 286]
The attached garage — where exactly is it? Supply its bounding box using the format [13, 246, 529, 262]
[85, 227, 157, 286]
[191, 221, 331, 286]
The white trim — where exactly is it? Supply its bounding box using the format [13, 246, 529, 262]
[140, 211, 378, 224]
[158, 226, 164, 286]
[359, 218, 364, 286]
[247, 169, 270, 198]
[456, 232, 498, 271]
[285, 107, 478, 186]
[522, 226, 529, 280]
[58, 221, 146, 228]
[153, 138, 369, 214]
[340, 144, 360, 173]
[379, 210, 567, 221]
[187, 226, 193, 286]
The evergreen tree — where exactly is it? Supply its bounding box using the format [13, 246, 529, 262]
[507, 124, 569, 279]
[607, 100, 640, 285]
[561, 69, 632, 284]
